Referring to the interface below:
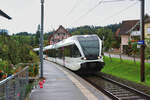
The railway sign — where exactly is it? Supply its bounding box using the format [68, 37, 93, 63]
[137, 40, 144, 45]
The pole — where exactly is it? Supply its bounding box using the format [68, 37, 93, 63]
[40, 0, 44, 78]
[140, 0, 145, 82]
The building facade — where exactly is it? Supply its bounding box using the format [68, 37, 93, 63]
[48, 25, 71, 45]
[145, 17, 150, 39]
[117, 20, 139, 53]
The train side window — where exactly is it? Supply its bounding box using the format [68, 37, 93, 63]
[72, 44, 81, 57]
[64, 45, 81, 57]
[58, 48, 63, 58]
[64, 46, 71, 57]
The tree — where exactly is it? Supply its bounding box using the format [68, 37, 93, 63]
[71, 25, 97, 35]
[35, 25, 40, 46]
[97, 28, 114, 51]
[97, 28, 114, 62]
[145, 38, 150, 60]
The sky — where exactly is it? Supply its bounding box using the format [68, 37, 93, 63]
[0, 0, 150, 34]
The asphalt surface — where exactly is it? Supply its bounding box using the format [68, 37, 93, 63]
[29, 60, 87, 100]
[29, 60, 110, 100]
[104, 53, 150, 62]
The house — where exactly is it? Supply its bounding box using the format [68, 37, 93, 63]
[145, 17, 150, 39]
[0, 9, 11, 20]
[48, 25, 71, 45]
[117, 20, 140, 53]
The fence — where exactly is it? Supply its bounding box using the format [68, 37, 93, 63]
[0, 66, 29, 100]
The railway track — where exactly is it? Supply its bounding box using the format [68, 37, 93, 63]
[81, 73, 150, 100]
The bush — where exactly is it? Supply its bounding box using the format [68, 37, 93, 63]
[28, 63, 39, 77]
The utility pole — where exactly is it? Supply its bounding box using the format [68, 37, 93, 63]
[40, 0, 44, 78]
[140, 0, 145, 82]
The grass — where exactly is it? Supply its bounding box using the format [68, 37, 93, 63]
[101, 56, 150, 87]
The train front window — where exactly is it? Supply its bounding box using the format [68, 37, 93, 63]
[78, 36, 99, 59]
[64, 44, 81, 58]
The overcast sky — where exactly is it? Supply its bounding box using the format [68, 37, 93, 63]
[0, 0, 150, 34]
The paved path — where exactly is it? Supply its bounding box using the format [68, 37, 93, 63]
[104, 53, 150, 63]
[29, 60, 87, 100]
[29, 60, 110, 100]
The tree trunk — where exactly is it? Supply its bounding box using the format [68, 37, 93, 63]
[133, 53, 136, 64]
[119, 53, 123, 62]
[109, 52, 112, 62]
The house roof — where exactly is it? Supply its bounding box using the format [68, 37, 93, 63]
[119, 20, 139, 35]
[115, 28, 120, 37]
[0, 9, 12, 20]
[48, 25, 71, 40]
[145, 17, 150, 23]
[54, 25, 70, 35]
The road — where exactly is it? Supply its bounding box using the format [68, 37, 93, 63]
[104, 53, 150, 63]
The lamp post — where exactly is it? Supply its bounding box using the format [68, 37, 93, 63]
[40, 0, 44, 78]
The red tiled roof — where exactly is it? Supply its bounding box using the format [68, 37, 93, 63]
[119, 20, 139, 35]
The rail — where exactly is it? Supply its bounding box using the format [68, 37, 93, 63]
[0, 66, 29, 100]
[82, 73, 150, 100]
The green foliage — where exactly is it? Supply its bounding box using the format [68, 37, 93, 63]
[28, 63, 39, 77]
[71, 25, 97, 35]
[0, 33, 39, 76]
[102, 56, 150, 86]
[145, 38, 150, 59]
[0, 60, 9, 72]
[97, 28, 114, 51]
[104, 23, 121, 33]
[29, 50, 39, 63]
[127, 40, 139, 56]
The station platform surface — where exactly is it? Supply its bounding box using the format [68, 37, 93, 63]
[29, 60, 110, 100]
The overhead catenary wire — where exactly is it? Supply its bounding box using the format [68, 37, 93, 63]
[99, 1, 138, 23]
[101, 0, 138, 3]
[64, 0, 85, 28]
[71, 0, 104, 25]
[70, 0, 138, 25]
[66, 0, 83, 17]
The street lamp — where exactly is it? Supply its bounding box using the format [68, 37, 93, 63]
[40, 0, 44, 78]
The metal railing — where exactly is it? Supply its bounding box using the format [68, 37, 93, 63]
[0, 66, 29, 100]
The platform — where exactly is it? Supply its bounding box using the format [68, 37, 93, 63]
[29, 60, 110, 100]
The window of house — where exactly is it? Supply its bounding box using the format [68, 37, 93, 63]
[147, 27, 150, 34]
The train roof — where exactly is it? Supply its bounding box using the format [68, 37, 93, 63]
[43, 34, 99, 51]
[33, 48, 39, 51]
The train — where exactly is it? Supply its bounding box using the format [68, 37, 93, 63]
[34, 34, 105, 73]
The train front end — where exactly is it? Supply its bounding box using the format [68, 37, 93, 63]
[77, 35, 105, 73]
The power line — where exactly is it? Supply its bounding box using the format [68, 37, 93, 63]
[70, 0, 134, 25]
[100, 1, 138, 23]
[71, 0, 104, 24]
[70, 0, 138, 25]
[66, 0, 83, 17]
[64, 0, 85, 27]
[103, 0, 128, 3]
[103, 0, 138, 3]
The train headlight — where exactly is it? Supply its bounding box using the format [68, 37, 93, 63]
[98, 56, 102, 59]
[81, 57, 86, 60]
